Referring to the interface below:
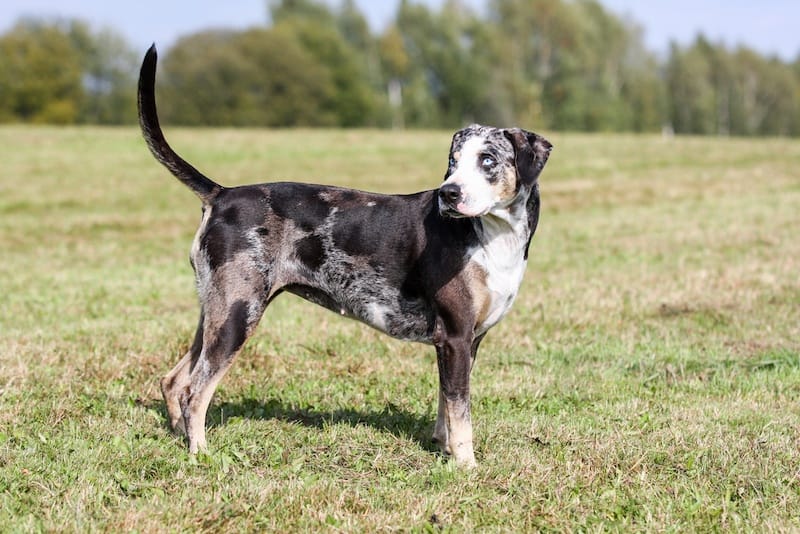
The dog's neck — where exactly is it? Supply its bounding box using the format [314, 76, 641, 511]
[476, 186, 536, 256]
[473, 206, 530, 267]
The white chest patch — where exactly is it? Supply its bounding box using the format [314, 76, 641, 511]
[470, 214, 529, 335]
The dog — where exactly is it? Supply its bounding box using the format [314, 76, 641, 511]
[137, 45, 552, 467]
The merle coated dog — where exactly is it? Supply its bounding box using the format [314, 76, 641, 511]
[138, 45, 552, 467]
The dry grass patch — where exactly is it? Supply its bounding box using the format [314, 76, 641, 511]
[1, 126, 798, 531]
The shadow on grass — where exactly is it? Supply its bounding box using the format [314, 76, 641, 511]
[217, 397, 438, 452]
[139, 396, 438, 453]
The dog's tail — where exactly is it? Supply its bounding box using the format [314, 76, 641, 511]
[137, 44, 222, 203]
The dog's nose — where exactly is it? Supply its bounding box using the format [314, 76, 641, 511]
[439, 183, 461, 205]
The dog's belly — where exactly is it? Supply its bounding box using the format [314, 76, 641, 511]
[284, 283, 435, 343]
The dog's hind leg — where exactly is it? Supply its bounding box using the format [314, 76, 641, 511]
[181, 293, 266, 454]
[161, 311, 204, 435]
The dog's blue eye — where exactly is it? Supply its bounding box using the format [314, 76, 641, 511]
[481, 156, 495, 168]
[448, 157, 456, 167]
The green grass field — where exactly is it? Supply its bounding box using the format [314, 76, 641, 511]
[1, 126, 798, 531]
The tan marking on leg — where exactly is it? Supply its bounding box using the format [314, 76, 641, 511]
[433, 389, 450, 454]
[161, 351, 192, 434]
[184, 361, 233, 454]
[182, 291, 265, 453]
[434, 390, 477, 467]
[445, 397, 476, 467]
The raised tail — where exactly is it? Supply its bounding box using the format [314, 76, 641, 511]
[137, 44, 222, 203]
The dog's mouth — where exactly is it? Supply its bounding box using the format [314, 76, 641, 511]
[439, 205, 465, 218]
[438, 199, 488, 219]
[438, 197, 465, 218]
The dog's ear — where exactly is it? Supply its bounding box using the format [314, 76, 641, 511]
[503, 128, 553, 186]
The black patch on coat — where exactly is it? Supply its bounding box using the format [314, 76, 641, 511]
[268, 183, 331, 232]
[401, 204, 479, 317]
[330, 203, 386, 257]
[340, 190, 358, 202]
[206, 300, 249, 363]
[202, 187, 269, 271]
[221, 206, 240, 225]
[203, 223, 238, 271]
[296, 234, 326, 271]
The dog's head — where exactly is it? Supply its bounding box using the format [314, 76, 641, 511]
[438, 124, 552, 218]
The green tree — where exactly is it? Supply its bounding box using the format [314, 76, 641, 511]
[0, 19, 84, 123]
[793, 55, 800, 135]
[269, 0, 335, 25]
[486, 0, 665, 132]
[275, 18, 379, 126]
[160, 29, 336, 126]
[378, 24, 410, 128]
[336, 0, 390, 125]
[336, 0, 372, 53]
[268, 0, 382, 126]
[666, 40, 716, 134]
[622, 63, 667, 133]
[1, 2, 795, 134]
[68, 22, 138, 124]
[396, 0, 491, 128]
[732, 48, 798, 136]
[0, 17, 137, 124]
[665, 37, 799, 136]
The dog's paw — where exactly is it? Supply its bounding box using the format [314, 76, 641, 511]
[450, 441, 477, 469]
[171, 416, 187, 436]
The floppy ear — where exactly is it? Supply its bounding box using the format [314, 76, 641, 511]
[503, 128, 553, 186]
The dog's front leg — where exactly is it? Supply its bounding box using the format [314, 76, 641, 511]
[433, 333, 484, 463]
[434, 335, 477, 467]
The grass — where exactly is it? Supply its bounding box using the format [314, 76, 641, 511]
[0, 125, 799, 531]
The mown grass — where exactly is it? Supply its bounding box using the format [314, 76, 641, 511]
[1, 125, 798, 531]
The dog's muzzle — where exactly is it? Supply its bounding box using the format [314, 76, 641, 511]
[438, 183, 463, 217]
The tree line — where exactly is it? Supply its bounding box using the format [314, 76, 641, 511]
[1, 0, 798, 135]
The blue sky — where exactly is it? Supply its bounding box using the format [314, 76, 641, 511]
[0, 0, 797, 61]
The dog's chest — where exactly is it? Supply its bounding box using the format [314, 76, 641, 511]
[470, 219, 528, 335]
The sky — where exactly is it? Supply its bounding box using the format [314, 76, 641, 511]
[0, 0, 797, 61]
